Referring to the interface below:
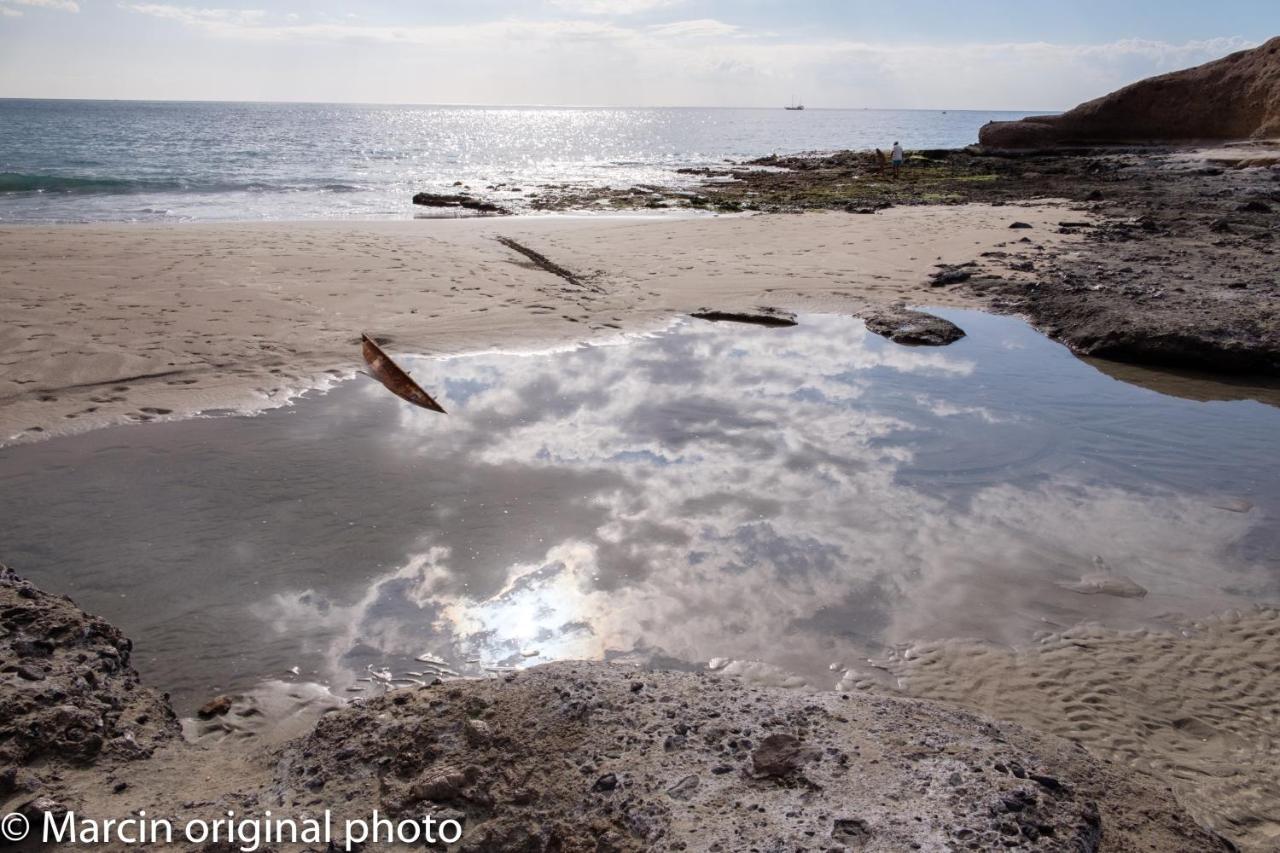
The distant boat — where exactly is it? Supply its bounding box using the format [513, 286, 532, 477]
[785, 96, 805, 111]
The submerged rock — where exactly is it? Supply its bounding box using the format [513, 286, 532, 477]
[690, 306, 798, 327]
[862, 307, 966, 346]
[980, 37, 1280, 148]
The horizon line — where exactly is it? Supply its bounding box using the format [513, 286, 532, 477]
[0, 96, 1060, 114]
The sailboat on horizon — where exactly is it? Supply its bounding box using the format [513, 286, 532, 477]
[784, 95, 805, 111]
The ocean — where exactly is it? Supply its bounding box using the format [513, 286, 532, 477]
[0, 99, 1045, 222]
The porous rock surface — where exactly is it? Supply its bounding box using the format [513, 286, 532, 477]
[276, 662, 1229, 852]
[862, 306, 966, 346]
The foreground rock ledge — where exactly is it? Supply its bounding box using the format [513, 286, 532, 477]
[0, 567, 1231, 851]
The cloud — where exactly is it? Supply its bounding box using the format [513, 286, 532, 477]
[549, 0, 684, 14]
[647, 18, 742, 39]
[0, 5, 22, 16]
[104, 5, 1259, 108]
[9, 0, 78, 10]
[122, 3, 265, 28]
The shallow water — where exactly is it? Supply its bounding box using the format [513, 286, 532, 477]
[0, 310, 1277, 712]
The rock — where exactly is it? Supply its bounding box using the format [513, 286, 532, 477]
[0, 565, 177, 766]
[14, 665, 44, 682]
[197, 695, 233, 720]
[19, 795, 68, 819]
[408, 764, 468, 802]
[750, 733, 819, 778]
[929, 267, 972, 286]
[981, 37, 1280, 147]
[463, 718, 491, 747]
[1009, 221, 1033, 229]
[411, 193, 510, 215]
[591, 773, 618, 792]
[862, 307, 966, 347]
[666, 774, 699, 800]
[832, 817, 872, 847]
[689, 307, 798, 327]
[1060, 572, 1148, 598]
[1238, 200, 1272, 213]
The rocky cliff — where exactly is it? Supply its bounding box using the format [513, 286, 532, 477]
[981, 37, 1280, 148]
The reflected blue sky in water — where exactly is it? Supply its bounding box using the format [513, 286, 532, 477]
[0, 310, 1276, 708]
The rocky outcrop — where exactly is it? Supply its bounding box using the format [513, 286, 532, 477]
[863, 306, 966, 346]
[690, 306, 798, 327]
[280, 661, 1229, 852]
[981, 37, 1280, 148]
[412, 192, 510, 215]
[0, 565, 178, 769]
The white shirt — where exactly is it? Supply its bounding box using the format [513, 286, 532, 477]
[891, 144, 904, 161]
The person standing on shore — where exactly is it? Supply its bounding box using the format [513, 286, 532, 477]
[891, 141, 904, 178]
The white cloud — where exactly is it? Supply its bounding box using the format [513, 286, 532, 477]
[647, 18, 742, 39]
[9, 0, 78, 11]
[94, 7, 1262, 108]
[550, 0, 684, 14]
[122, 3, 265, 28]
[0, 5, 22, 16]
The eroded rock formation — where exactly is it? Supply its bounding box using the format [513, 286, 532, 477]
[981, 37, 1280, 148]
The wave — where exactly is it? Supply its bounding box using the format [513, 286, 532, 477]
[0, 172, 368, 196]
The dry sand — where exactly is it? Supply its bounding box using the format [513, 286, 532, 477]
[0, 204, 1074, 443]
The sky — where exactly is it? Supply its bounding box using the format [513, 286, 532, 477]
[0, 1, 1276, 109]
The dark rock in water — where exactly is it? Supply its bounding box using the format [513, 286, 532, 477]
[1238, 200, 1272, 213]
[412, 192, 510, 215]
[750, 733, 819, 778]
[197, 695, 233, 720]
[863, 307, 966, 346]
[690, 306, 798, 327]
[1009, 221, 1033, 229]
[980, 37, 1280, 148]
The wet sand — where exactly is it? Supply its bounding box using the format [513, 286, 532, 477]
[879, 609, 1280, 849]
[0, 204, 1073, 442]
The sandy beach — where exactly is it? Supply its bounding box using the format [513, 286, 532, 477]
[0, 204, 1075, 443]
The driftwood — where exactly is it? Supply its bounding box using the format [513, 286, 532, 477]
[360, 334, 446, 414]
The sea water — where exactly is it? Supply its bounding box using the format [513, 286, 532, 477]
[0, 100, 1045, 222]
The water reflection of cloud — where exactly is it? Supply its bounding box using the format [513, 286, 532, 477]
[257, 315, 1273, 689]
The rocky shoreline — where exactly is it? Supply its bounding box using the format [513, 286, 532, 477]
[0, 564, 1238, 852]
[514, 143, 1279, 378]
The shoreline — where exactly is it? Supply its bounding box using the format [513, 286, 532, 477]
[0, 204, 1075, 444]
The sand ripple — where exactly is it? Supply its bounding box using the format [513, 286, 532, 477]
[874, 608, 1280, 849]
